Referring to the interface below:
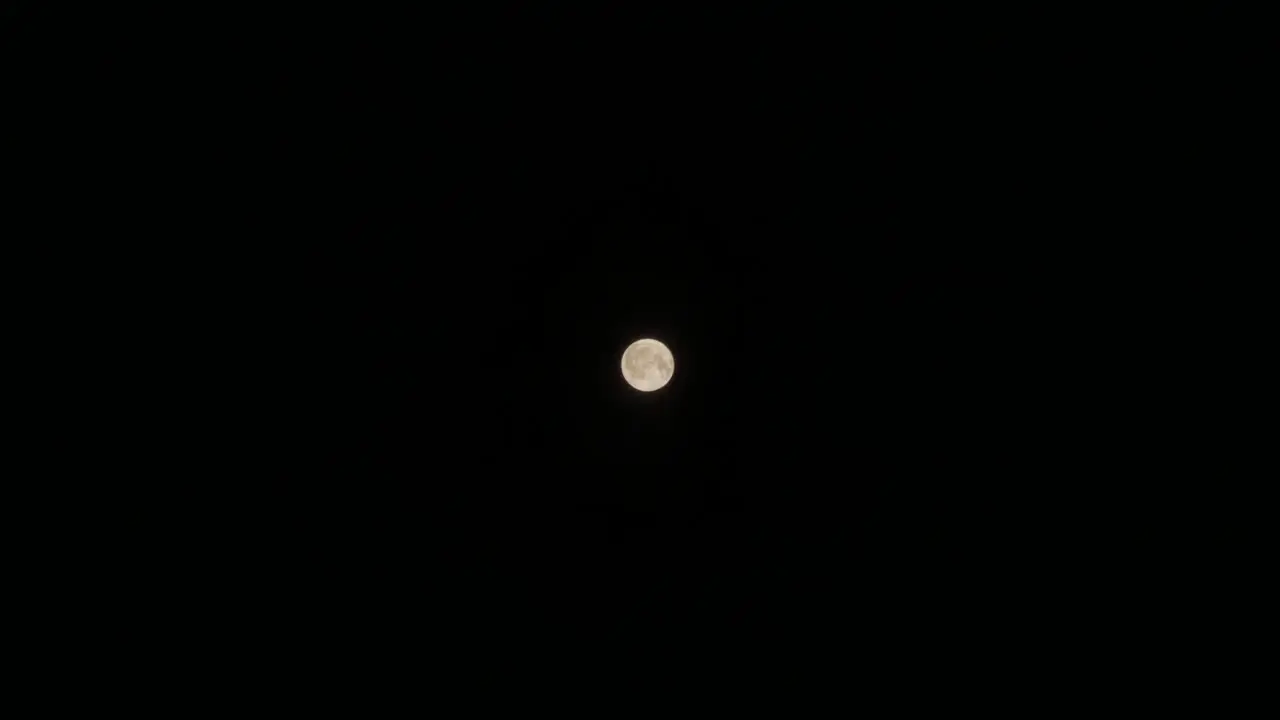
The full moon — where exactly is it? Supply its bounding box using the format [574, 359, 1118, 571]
[621, 338, 675, 392]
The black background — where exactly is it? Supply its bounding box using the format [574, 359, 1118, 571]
[9, 5, 1236, 673]
[265, 9, 1063, 647]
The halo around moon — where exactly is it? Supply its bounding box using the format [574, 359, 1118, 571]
[620, 338, 675, 392]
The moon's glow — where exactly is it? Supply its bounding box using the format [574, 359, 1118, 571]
[621, 338, 675, 392]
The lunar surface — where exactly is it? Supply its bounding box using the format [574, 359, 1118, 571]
[621, 338, 675, 392]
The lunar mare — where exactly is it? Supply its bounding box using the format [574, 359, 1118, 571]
[621, 338, 674, 392]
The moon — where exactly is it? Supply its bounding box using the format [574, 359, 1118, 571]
[621, 338, 675, 392]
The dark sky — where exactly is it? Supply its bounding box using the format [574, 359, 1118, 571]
[256, 9, 1067, 644]
[14, 6, 1221, 665]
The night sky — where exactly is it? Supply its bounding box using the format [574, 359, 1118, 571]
[13, 6, 1218, 669]
[263, 9, 1063, 645]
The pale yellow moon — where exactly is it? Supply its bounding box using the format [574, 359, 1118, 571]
[620, 338, 675, 392]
